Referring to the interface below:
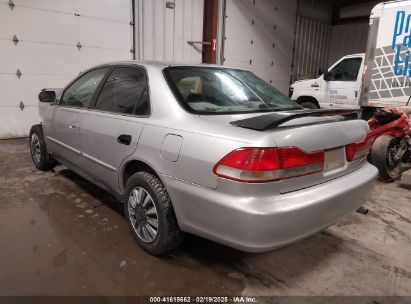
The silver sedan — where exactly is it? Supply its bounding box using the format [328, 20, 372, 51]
[30, 61, 378, 255]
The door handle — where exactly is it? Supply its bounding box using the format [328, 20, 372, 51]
[117, 134, 132, 145]
[187, 41, 212, 46]
[69, 125, 76, 129]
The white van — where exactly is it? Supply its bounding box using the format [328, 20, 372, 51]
[290, 1, 411, 111]
[290, 54, 365, 109]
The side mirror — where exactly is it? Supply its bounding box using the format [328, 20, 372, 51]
[38, 90, 56, 103]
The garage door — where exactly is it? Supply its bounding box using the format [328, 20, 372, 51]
[223, 0, 297, 94]
[0, 0, 133, 139]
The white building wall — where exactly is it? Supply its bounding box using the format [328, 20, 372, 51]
[0, 0, 206, 138]
[222, 0, 297, 94]
[0, 0, 369, 139]
[0, 0, 133, 139]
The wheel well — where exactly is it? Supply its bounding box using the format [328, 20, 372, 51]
[30, 123, 43, 133]
[122, 160, 158, 188]
[296, 96, 320, 107]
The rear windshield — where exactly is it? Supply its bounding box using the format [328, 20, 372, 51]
[164, 67, 300, 114]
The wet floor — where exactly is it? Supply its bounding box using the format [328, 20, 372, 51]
[0, 139, 410, 296]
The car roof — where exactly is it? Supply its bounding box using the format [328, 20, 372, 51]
[93, 60, 247, 71]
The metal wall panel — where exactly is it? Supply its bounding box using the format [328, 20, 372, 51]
[223, 0, 297, 94]
[327, 22, 368, 66]
[136, 0, 204, 63]
[293, 19, 367, 80]
[293, 16, 331, 80]
[0, 0, 132, 138]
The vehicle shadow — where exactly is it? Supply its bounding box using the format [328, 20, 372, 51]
[54, 166, 124, 215]
[177, 231, 344, 290]
[56, 167, 345, 290]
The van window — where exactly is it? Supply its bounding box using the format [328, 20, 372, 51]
[328, 58, 362, 81]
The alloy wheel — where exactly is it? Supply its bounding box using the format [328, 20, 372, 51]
[128, 187, 159, 243]
[386, 141, 401, 178]
[30, 133, 41, 164]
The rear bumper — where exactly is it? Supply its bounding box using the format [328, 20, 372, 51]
[162, 163, 378, 252]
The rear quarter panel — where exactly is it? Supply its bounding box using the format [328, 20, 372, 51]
[130, 121, 262, 190]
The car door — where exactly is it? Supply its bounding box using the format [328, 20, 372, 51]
[79, 66, 150, 193]
[43, 67, 110, 166]
[322, 57, 363, 108]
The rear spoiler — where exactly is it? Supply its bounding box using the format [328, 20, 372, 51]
[230, 109, 361, 131]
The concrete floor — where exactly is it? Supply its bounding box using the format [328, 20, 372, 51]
[0, 138, 411, 296]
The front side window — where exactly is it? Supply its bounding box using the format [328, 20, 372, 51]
[93, 67, 150, 115]
[164, 67, 299, 114]
[60, 68, 109, 108]
[328, 58, 362, 81]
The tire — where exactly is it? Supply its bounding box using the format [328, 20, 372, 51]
[370, 135, 401, 181]
[29, 124, 55, 171]
[300, 101, 319, 109]
[124, 171, 184, 255]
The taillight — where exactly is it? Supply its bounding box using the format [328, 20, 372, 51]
[213, 147, 324, 183]
[279, 147, 324, 179]
[346, 136, 372, 162]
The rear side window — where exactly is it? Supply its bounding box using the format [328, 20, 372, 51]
[60, 68, 109, 108]
[93, 67, 150, 115]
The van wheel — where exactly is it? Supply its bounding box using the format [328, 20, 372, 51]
[29, 125, 55, 171]
[300, 101, 319, 109]
[370, 135, 401, 181]
[124, 171, 184, 256]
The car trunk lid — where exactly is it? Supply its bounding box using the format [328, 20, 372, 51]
[229, 109, 370, 192]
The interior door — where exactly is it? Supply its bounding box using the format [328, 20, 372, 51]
[80, 66, 150, 193]
[44, 68, 110, 165]
[137, 0, 204, 64]
[324, 57, 363, 108]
